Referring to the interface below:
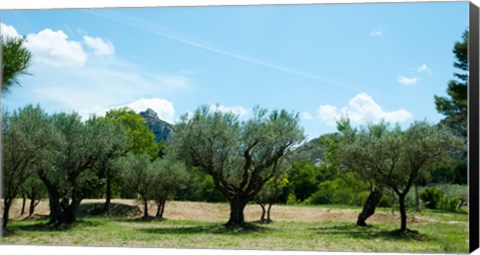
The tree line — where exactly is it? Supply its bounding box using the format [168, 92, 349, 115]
[1, 29, 469, 233]
[0, 103, 464, 232]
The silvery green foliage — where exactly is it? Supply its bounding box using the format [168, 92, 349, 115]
[340, 120, 462, 193]
[150, 158, 189, 199]
[3, 105, 61, 194]
[2, 104, 62, 228]
[337, 119, 462, 230]
[149, 158, 189, 218]
[93, 117, 128, 184]
[120, 153, 155, 200]
[46, 113, 121, 193]
[170, 105, 304, 203]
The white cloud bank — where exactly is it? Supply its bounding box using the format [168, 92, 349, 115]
[25, 29, 88, 68]
[317, 93, 413, 126]
[1, 23, 21, 39]
[83, 35, 115, 56]
[397, 75, 418, 86]
[125, 98, 175, 123]
[1, 23, 117, 68]
[2, 23, 191, 125]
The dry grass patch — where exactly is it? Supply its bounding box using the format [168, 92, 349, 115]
[7, 199, 432, 225]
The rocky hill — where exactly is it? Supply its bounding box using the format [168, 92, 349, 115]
[139, 108, 174, 142]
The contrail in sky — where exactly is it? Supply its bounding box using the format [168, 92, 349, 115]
[86, 10, 359, 91]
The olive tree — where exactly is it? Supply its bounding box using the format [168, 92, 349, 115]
[20, 177, 47, 217]
[339, 120, 462, 231]
[120, 153, 155, 219]
[150, 158, 189, 219]
[36, 113, 122, 225]
[393, 122, 462, 231]
[255, 171, 289, 223]
[98, 108, 157, 211]
[170, 106, 304, 227]
[1, 105, 60, 230]
[92, 116, 128, 212]
[336, 119, 392, 227]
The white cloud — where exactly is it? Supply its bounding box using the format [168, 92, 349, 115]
[2, 24, 190, 123]
[371, 30, 383, 36]
[25, 29, 87, 67]
[302, 112, 314, 121]
[317, 93, 413, 126]
[1, 23, 21, 39]
[417, 64, 432, 76]
[31, 58, 190, 122]
[397, 75, 418, 86]
[83, 35, 115, 56]
[318, 105, 339, 126]
[124, 98, 175, 123]
[210, 105, 248, 117]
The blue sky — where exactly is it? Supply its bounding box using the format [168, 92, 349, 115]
[0, 2, 469, 139]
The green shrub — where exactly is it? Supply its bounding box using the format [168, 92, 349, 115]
[307, 173, 368, 205]
[438, 195, 460, 211]
[420, 187, 445, 209]
[286, 193, 299, 205]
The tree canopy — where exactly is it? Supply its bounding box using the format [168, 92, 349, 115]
[434, 30, 468, 138]
[105, 107, 159, 157]
[2, 105, 60, 229]
[170, 105, 304, 226]
[338, 120, 462, 231]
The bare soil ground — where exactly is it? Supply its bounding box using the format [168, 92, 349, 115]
[6, 199, 432, 225]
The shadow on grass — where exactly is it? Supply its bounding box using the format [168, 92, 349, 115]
[310, 224, 433, 242]
[4, 219, 102, 236]
[138, 222, 267, 235]
[112, 215, 175, 223]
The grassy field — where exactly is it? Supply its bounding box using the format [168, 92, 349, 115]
[1, 199, 469, 253]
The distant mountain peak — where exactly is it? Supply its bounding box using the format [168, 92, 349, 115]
[139, 108, 174, 142]
[142, 108, 158, 117]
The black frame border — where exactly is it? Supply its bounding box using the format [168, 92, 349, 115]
[469, 2, 480, 253]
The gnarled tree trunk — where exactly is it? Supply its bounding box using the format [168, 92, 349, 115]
[155, 195, 167, 219]
[357, 188, 383, 226]
[258, 203, 266, 222]
[47, 188, 61, 225]
[226, 197, 248, 227]
[59, 194, 82, 224]
[20, 194, 27, 216]
[2, 199, 13, 231]
[29, 197, 40, 217]
[398, 193, 407, 231]
[103, 177, 112, 212]
[142, 198, 149, 219]
[266, 202, 273, 223]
